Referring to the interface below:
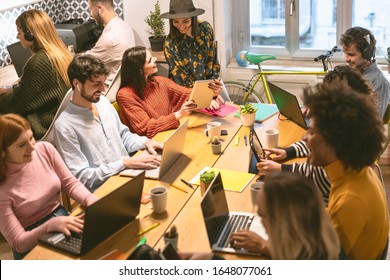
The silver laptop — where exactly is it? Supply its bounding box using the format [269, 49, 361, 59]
[200, 172, 268, 255]
[268, 82, 309, 130]
[38, 171, 145, 255]
[7, 41, 32, 77]
[119, 120, 188, 180]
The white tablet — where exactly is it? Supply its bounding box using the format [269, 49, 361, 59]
[189, 80, 215, 109]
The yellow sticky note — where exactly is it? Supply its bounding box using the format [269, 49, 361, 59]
[234, 136, 240, 146]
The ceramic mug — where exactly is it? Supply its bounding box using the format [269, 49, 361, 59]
[204, 121, 221, 140]
[145, 186, 168, 214]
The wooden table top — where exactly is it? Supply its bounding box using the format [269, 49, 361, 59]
[24, 109, 306, 260]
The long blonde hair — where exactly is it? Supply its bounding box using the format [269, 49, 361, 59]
[0, 114, 31, 183]
[16, 9, 72, 88]
[263, 173, 340, 260]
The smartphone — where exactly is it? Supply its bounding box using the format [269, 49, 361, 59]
[221, 129, 228, 136]
[161, 243, 181, 260]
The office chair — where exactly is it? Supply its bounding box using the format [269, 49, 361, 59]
[39, 88, 73, 144]
[105, 66, 121, 103]
[39, 88, 73, 211]
[373, 102, 390, 210]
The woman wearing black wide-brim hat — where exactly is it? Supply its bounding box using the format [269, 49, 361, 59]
[161, 0, 229, 100]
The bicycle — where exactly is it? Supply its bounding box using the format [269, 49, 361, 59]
[224, 46, 341, 104]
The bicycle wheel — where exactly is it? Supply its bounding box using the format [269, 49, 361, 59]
[224, 81, 263, 104]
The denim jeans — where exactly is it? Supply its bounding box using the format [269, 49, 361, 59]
[13, 205, 70, 260]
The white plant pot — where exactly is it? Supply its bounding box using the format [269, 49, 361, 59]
[240, 113, 256, 126]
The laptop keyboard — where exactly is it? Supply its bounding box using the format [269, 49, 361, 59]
[47, 233, 82, 254]
[218, 214, 254, 248]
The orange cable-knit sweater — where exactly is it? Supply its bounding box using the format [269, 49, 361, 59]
[117, 76, 192, 138]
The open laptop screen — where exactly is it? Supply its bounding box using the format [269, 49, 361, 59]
[7, 41, 32, 77]
[268, 82, 308, 130]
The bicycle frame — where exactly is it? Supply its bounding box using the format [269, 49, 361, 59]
[243, 66, 328, 104]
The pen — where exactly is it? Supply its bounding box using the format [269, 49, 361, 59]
[136, 222, 160, 236]
[180, 178, 195, 189]
[170, 184, 188, 193]
[244, 135, 248, 146]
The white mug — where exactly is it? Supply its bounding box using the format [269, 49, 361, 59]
[204, 121, 221, 140]
[250, 182, 263, 207]
[264, 129, 279, 148]
[145, 186, 168, 214]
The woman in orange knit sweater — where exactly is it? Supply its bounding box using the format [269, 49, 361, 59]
[117, 46, 222, 138]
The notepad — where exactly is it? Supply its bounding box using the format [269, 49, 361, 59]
[198, 104, 238, 117]
[190, 166, 255, 193]
[234, 103, 279, 123]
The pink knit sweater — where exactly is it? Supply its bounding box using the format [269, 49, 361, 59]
[0, 141, 97, 253]
[117, 76, 192, 138]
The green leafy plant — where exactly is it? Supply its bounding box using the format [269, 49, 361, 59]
[164, 225, 178, 238]
[144, 0, 165, 39]
[211, 136, 221, 145]
[239, 103, 258, 114]
[385, 47, 390, 63]
[200, 170, 215, 184]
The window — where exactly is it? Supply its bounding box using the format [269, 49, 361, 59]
[233, 0, 390, 62]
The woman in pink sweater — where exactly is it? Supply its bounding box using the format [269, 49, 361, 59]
[117, 46, 222, 138]
[0, 114, 98, 259]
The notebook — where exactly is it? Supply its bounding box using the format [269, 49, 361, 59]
[38, 171, 145, 255]
[234, 103, 279, 123]
[268, 82, 309, 130]
[200, 172, 268, 255]
[119, 120, 188, 180]
[189, 80, 215, 109]
[198, 103, 238, 117]
[7, 41, 32, 77]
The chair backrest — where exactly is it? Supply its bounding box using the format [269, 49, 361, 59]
[39, 88, 73, 144]
[105, 66, 121, 103]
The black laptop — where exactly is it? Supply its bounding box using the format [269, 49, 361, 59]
[268, 82, 309, 130]
[38, 172, 145, 255]
[7, 41, 32, 77]
[200, 172, 267, 255]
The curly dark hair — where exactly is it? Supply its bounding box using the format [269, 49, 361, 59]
[339, 26, 376, 60]
[303, 83, 385, 170]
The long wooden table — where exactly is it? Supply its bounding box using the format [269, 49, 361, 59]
[24, 110, 306, 260]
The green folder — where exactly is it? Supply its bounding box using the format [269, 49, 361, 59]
[234, 103, 279, 122]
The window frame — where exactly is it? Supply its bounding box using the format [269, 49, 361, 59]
[232, 0, 384, 62]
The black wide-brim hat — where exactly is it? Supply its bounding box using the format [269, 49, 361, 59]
[161, 0, 205, 19]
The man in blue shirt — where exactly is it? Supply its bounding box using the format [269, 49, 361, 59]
[54, 54, 163, 191]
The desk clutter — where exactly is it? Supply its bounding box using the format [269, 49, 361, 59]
[25, 109, 307, 260]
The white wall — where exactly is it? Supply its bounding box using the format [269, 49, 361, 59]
[123, 0, 214, 48]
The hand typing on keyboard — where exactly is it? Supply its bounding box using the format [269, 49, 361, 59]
[229, 229, 270, 256]
[47, 215, 84, 237]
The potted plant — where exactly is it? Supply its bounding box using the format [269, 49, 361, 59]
[145, 0, 165, 52]
[164, 225, 178, 249]
[239, 103, 258, 126]
[210, 136, 222, 155]
[199, 170, 215, 195]
[385, 47, 390, 73]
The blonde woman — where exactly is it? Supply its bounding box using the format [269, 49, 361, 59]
[0, 9, 73, 139]
[230, 173, 340, 260]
